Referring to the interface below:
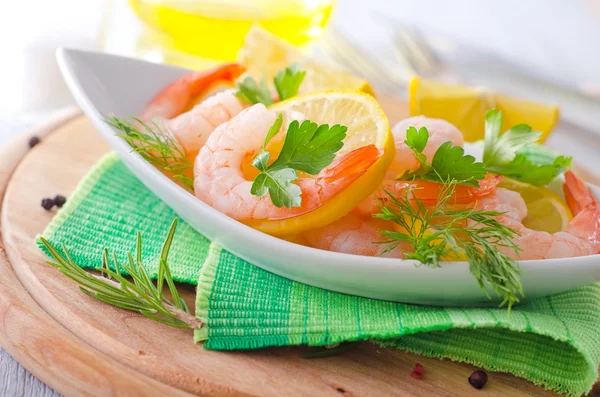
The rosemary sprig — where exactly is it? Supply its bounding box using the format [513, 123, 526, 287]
[38, 219, 202, 329]
[106, 116, 194, 191]
[375, 182, 523, 309]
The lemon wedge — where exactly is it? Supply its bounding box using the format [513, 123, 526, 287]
[409, 77, 559, 143]
[500, 177, 572, 233]
[238, 24, 374, 95]
[242, 91, 395, 236]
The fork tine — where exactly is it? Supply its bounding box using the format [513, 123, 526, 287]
[325, 31, 389, 87]
[392, 31, 419, 74]
[322, 30, 404, 91]
[392, 27, 440, 77]
[318, 35, 363, 76]
[412, 29, 441, 70]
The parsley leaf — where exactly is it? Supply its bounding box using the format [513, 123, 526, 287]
[274, 63, 306, 101]
[404, 126, 429, 172]
[401, 126, 486, 187]
[517, 143, 562, 165]
[250, 118, 347, 208]
[488, 154, 571, 186]
[269, 120, 347, 174]
[483, 109, 542, 166]
[235, 76, 273, 106]
[405, 126, 429, 153]
[482, 109, 570, 185]
[426, 142, 486, 187]
[263, 113, 283, 150]
[235, 64, 306, 106]
[251, 168, 302, 208]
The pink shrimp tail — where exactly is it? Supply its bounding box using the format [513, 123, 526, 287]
[317, 145, 383, 192]
[563, 170, 600, 254]
[140, 63, 246, 121]
[563, 170, 598, 215]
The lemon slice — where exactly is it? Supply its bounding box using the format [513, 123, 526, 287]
[409, 77, 559, 143]
[238, 24, 374, 95]
[500, 177, 572, 233]
[243, 91, 395, 236]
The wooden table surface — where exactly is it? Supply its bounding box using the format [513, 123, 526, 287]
[0, 111, 69, 397]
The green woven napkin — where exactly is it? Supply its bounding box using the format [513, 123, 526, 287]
[38, 153, 600, 396]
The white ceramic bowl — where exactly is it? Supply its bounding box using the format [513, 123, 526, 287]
[57, 48, 600, 306]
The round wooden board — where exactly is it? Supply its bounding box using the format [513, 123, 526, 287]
[0, 107, 581, 397]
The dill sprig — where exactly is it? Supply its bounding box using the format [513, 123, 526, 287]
[38, 219, 202, 329]
[106, 116, 194, 191]
[375, 182, 523, 309]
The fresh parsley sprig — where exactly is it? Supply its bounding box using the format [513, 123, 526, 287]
[400, 126, 486, 187]
[251, 114, 347, 208]
[376, 182, 523, 309]
[274, 64, 306, 102]
[235, 63, 306, 106]
[482, 109, 571, 186]
[39, 219, 201, 329]
[235, 77, 273, 106]
[487, 154, 571, 186]
[106, 116, 194, 191]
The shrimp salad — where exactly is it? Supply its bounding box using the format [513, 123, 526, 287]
[108, 61, 599, 307]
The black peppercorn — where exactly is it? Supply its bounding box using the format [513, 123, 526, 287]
[468, 370, 488, 389]
[54, 195, 67, 208]
[28, 136, 41, 148]
[41, 197, 55, 210]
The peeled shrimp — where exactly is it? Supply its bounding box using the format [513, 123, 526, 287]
[138, 64, 247, 161]
[479, 171, 600, 260]
[162, 91, 247, 160]
[193, 104, 383, 222]
[140, 63, 245, 121]
[303, 213, 405, 258]
[356, 116, 496, 215]
[387, 115, 464, 178]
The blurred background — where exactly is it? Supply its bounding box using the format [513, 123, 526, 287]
[1, 0, 599, 114]
[2, 0, 598, 159]
[1, 0, 598, 164]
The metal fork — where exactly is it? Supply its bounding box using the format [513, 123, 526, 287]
[368, 10, 444, 78]
[318, 28, 406, 92]
[318, 24, 446, 93]
[391, 27, 442, 78]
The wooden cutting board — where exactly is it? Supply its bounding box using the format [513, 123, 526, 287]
[0, 105, 588, 397]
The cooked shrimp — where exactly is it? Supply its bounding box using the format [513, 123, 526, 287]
[480, 171, 600, 260]
[355, 174, 502, 215]
[356, 116, 495, 215]
[140, 63, 245, 122]
[162, 90, 247, 161]
[387, 116, 464, 178]
[194, 104, 383, 222]
[137, 64, 246, 161]
[303, 213, 405, 258]
[476, 187, 528, 222]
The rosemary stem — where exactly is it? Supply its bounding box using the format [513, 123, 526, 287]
[166, 306, 204, 329]
[90, 273, 202, 329]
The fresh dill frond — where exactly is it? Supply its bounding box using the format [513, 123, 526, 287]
[375, 181, 523, 309]
[106, 115, 194, 191]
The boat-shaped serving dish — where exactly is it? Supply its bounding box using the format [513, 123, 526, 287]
[57, 48, 600, 306]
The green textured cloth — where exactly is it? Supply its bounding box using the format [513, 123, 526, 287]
[38, 153, 600, 396]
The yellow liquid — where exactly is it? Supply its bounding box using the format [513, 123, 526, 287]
[129, 0, 334, 64]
